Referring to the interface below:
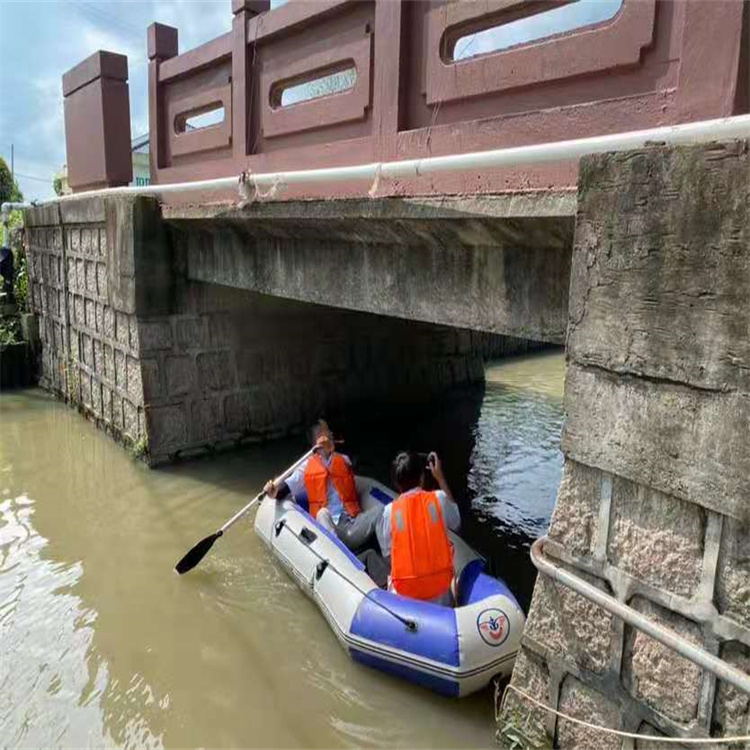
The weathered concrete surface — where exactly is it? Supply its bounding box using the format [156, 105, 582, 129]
[165, 193, 575, 344]
[503, 140, 750, 746]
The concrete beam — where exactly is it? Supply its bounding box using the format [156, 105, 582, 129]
[165, 193, 575, 343]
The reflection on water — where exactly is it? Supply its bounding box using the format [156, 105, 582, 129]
[0, 350, 564, 748]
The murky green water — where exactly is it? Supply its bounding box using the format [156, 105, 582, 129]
[0, 350, 564, 748]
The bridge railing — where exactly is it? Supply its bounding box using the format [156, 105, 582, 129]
[65, 0, 749, 199]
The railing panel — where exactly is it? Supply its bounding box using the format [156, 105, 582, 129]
[162, 58, 233, 165]
[250, 0, 376, 153]
[137, 0, 748, 197]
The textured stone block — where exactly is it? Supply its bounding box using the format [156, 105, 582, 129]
[139, 321, 172, 351]
[114, 348, 126, 391]
[126, 356, 142, 403]
[91, 379, 102, 418]
[95, 302, 104, 334]
[191, 397, 223, 442]
[112, 396, 124, 430]
[123, 400, 139, 439]
[99, 227, 107, 256]
[96, 263, 108, 299]
[85, 261, 97, 295]
[128, 317, 139, 353]
[563, 362, 750, 520]
[69, 228, 80, 252]
[501, 648, 551, 749]
[115, 312, 130, 348]
[623, 597, 704, 724]
[548, 459, 602, 558]
[716, 517, 750, 630]
[92, 339, 102, 373]
[524, 564, 614, 674]
[103, 344, 114, 382]
[197, 351, 233, 392]
[141, 359, 162, 401]
[76, 259, 85, 291]
[103, 307, 115, 340]
[80, 371, 92, 408]
[147, 404, 189, 453]
[74, 295, 84, 326]
[608, 477, 704, 597]
[712, 642, 750, 743]
[165, 355, 195, 396]
[101, 385, 112, 423]
[85, 298, 96, 330]
[81, 333, 93, 367]
[175, 317, 206, 350]
[557, 676, 620, 750]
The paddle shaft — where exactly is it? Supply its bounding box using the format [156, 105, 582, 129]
[218, 448, 314, 534]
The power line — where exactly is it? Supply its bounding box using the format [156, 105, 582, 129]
[15, 172, 54, 183]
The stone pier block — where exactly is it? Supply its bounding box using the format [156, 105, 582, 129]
[525, 564, 614, 674]
[716, 517, 750, 631]
[607, 477, 705, 597]
[557, 676, 621, 750]
[547, 459, 602, 558]
[712, 642, 750, 743]
[622, 597, 704, 724]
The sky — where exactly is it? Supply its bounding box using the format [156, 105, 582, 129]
[0, 0, 621, 203]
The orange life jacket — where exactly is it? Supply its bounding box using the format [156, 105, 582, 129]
[304, 453, 360, 520]
[390, 489, 454, 601]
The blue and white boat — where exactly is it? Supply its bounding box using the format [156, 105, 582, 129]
[254, 476, 525, 698]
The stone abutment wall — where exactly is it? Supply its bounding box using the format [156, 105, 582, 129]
[505, 140, 750, 746]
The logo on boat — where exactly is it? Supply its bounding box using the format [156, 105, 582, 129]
[477, 608, 509, 647]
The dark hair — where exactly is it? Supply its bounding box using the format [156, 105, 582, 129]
[392, 451, 423, 492]
[308, 418, 332, 445]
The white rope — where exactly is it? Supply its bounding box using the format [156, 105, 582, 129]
[499, 684, 750, 745]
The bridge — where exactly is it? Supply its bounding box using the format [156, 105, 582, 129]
[16, 0, 750, 745]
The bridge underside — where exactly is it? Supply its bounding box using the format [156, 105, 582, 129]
[24, 191, 569, 463]
[164, 192, 575, 345]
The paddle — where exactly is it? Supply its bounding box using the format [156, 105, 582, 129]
[174, 448, 314, 575]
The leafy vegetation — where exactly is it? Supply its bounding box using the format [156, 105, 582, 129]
[0, 157, 23, 205]
[0, 316, 20, 349]
[496, 704, 553, 750]
[130, 435, 149, 460]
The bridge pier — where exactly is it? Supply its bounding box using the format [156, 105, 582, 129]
[503, 139, 750, 745]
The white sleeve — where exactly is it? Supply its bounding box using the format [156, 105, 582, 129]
[436, 490, 461, 532]
[284, 459, 308, 498]
[376, 504, 392, 557]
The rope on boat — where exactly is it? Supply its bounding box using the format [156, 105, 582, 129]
[275, 520, 417, 632]
[498, 684, 750, 745]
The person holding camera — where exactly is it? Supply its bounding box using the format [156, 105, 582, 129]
[375, 450, 461, 606]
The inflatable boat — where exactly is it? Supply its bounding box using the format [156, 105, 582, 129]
[254, 476, 525, 697]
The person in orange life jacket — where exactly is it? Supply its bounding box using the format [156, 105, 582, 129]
[264, 420, 383, 551]
[374, 451, 461, 607]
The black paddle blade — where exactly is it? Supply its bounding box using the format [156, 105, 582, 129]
[174, 530, 222, 575]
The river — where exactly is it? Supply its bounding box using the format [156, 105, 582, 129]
[0, 350, 564, 748]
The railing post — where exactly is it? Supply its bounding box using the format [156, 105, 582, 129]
[373, 0, 404, 161]
[147, 23, 178, 183]
[231, 0, 270, 160]
[62, 51, 132, 192]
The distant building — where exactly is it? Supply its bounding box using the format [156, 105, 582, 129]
[56, 133, 150, 194]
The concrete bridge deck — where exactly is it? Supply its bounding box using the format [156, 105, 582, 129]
[164, 192, 576, 344]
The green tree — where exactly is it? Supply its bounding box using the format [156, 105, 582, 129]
[53, 176, 63, 196]
[0, 157, 23, 205]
